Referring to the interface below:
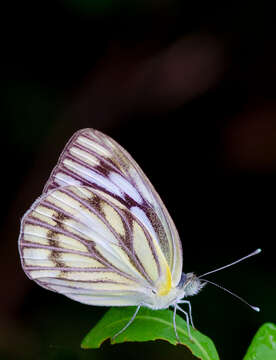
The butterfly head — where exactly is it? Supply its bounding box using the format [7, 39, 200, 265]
[178, 272, 206, 297]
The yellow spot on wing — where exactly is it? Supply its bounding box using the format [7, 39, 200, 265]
[133, 220, 172, 296]
[157, 262, 172, 296]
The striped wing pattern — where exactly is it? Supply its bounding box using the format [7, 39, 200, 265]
[43, 129, 182, 285]
[19, 128, 183, 306]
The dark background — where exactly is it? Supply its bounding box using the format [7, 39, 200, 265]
[1, 1, 276, 359]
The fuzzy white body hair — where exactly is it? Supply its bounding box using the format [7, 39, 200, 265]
[143, 273, 205, 310]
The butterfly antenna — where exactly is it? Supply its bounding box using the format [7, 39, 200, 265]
[198, 248, 261, 278]
[200, 278, 260, 312]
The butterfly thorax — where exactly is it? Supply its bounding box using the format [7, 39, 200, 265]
[143, 272, 205, 310]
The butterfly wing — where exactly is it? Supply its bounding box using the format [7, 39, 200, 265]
[19, 185, 174, 305]
[43, 128, 183, 287]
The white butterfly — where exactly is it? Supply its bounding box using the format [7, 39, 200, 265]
[18, 128, 260, 340]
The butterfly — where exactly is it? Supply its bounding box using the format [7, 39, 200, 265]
[18, 128, 260, 341]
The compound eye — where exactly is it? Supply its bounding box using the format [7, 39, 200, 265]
[177, 272, 187, 288]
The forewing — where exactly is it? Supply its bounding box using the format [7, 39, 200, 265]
[43, 129, 182, 286]
[19, 185, 172, 305]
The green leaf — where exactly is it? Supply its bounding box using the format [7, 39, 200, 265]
[244, 323, 276, 360]
[81, 307, 219, 360]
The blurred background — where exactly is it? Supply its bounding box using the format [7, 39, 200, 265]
[1, 1, 276, 359]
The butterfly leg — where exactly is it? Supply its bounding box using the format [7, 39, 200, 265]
[177, 300, 195, 329]
[112, 305, 141, 340]
[176, 305, 191, 339]
[173, 304, 180, 343]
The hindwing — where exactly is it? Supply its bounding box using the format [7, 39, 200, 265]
[19, 185, 173, 304]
